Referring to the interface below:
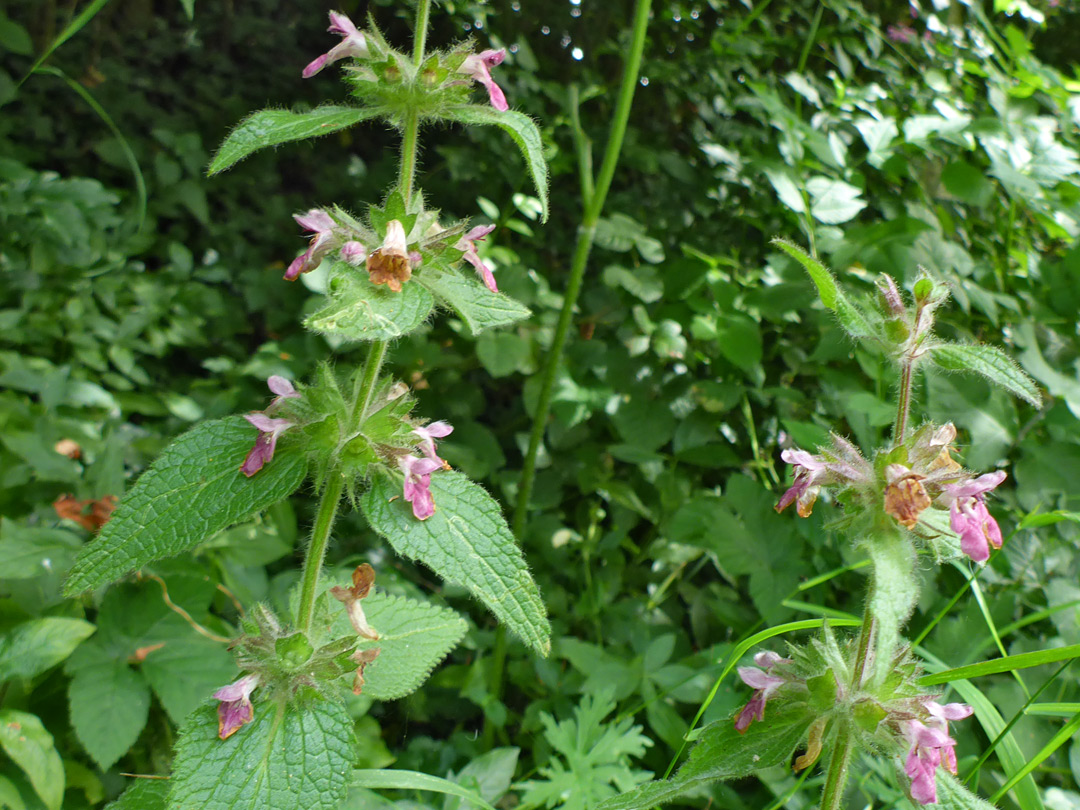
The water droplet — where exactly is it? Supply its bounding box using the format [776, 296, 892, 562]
[512, 1, 520, 9]
[691, 8, 700, 19]
[570, 0, 582, 5]
[509, 43, 519, 53]
[463, 22, 472, 31]
[737, 73, 746, 83]
[640, 76, 650, 86]
[666, 44, 675, 54]
[571, 6, 581, 16]
[541, 25, 550, 34]
[673, 11, 682, 21]
[686, 32, 695, 41]
[560, 34, 571, 48]
[571, 46, 584, 60]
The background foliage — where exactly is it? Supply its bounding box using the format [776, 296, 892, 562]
[2, 0, 1079, 808]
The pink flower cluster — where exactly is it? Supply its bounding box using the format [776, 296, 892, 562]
[733, 650, 793, 733]
[903, 701, 973, 804]
[241, 376, 301, 477]
[399, 421, 453, 520]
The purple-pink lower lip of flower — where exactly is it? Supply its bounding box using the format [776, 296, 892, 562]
[753, 651, 792, 669]
[267, 376, 300, 400]
[460, 49, 509, 111]
[213, 674, 259, 740]
[341, 241, 367, 266]
[400, 455, 443, 520]
[241, 414, 293, 477]
[302, 11, 370, 78]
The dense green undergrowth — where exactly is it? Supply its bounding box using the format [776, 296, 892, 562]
[1, 0, 1079, 808]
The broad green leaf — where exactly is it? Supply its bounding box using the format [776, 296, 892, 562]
[919, 643, 1080, 686]
[929, 343, 1042, 407]
[67, 647, 151, 770]
[443, 106, 549, 221]
[305, 266, 435, 342]
[418, 267, 531, 336]
[0, 775, 24, 810]
[141, 630, 237, 725]
[444, 748, 520, 810]
[771, 238, 875, 338]
[0, 524, 81, 580]
[806, 176, 867, 224]
[352, 770, 496, 810]
[361, 472, 551, 656]
[169, 700, 354, 810]
[0, 710, 64, 810]
[0, 617, 94, 681]
[346, 593, 467, 701]
[208, 106, 379, 175]
[105, 778, 169, 810]
[64, 417, 307, 595]
[595, 707, 814, 810]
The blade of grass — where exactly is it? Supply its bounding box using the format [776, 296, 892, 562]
[964, 564, 1030, 698]
[1024, 702, 1080, 716]
[990, 711, 1080, 803]
[18, 0, 114, 86]
[918, 643, 1080, 686]
[32, 66, 147, 231]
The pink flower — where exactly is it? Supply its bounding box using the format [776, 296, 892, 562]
[775, 449, 829, 517]
[303, 11, 371, 79]
[241, 414, 294, 477]
[213, 674, 259, 740]
[460, 49, 509, 111]
[400, 455, 443, 520]
[733, 651, 792, 733]
[341, 240, 367, 266]
[457, 225, 498, 292]
[888, 24, 916, 43]
[285, 209, 337, 281]
[941, 471, 1007, 562]
[903, 703, 971, 804]
[413, 421, 453, 465]
[267, 375, 301, 409]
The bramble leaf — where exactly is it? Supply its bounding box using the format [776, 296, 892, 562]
[443, 106, 549, 221]
[168, 699, 354, 810]
[418, 267, 531, 336]
[595, 706, 814, 810]
[209, 106, 380, 174]
[929, 342, 1042, 407]
[305, 265, 435, 342]
[64, 417, 307, 594]
[346, 593, 467, 700]
[361, 472, 551, 656]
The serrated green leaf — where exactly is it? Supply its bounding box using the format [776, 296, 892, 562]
[930, 343, 1042, 407]
[771, 238, 875, 338]
[361, 472, 550, 656]
[417, 267, 531, 336]
[352, 770, 496, 810]
[443, 106, 548, 222]
[305, 266, 434, 341]
[0, 618, 94, 681]
[67, 646, 151, 770]
[595, 707, 814, 810]
[0, 524, 81, 580]
[64, 417, 307, 595]
[105, 778, 169, 810]
[0, 710, 64, 810]
[208, 106, 379, 175]
[142, 630, 237, 725]
[936, 771, 997, 810]
[168, 700, 354, 810]
[347, 593, 466, 700]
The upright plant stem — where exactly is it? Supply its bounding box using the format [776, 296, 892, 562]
[820, 722, 853, 810]
[512, 0, 652, 539]
[295, 0, 431, 636]
[893, 360, 913, 444]
[297, 475, 345, 633]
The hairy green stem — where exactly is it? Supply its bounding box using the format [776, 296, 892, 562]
[512, 0, 652, 539]
[820, 722, 853, 810]
[297, 475, 345, 633]
[296, 0, 431, 636]
[893, 359, 914, 444]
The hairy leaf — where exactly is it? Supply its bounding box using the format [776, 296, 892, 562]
[443, 106, 549, 221]
[305, 266, 435, 342]
[595, 707, 814, 810]
[209, 106, 379, 174]
[0, 617, 94, 681]
[105, 778, 169, 810]
[770, 238, 875, 338]
[930, 343, 1042, 407]
[64, 417, 307, 594]
[936, 772, 998, 810]
[418, 267, 531, 336]
[361, 472, 550, 656]
[0, 709, 64, 810]
[350, 593, 467, 701]
[169, 700, 354, 810]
